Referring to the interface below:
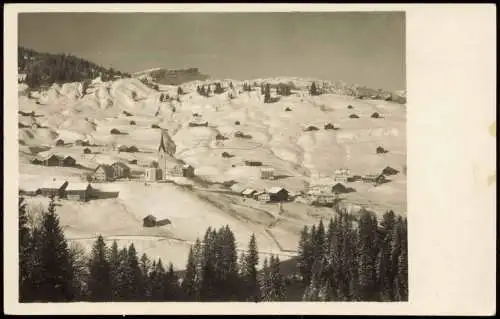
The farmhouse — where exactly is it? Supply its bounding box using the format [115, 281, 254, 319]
[94, 164, 114, 182]
[267, 187, 289, 202]
[242, 188, 257, 198]
[42, 154, 61, 166]
[166, 163, 194, 178]
[61, 156, 76, 167]
[111, 162, 131, 179]
[334, 168, 351, 182]
[65, 183, 93, 202]
[144, 167, 162, 182]
[362, 174, 387, 185]
[331, 183, 350, 195]
[256, 192, 271, 203]
[40, 180, 68, 198]
[260, 167, 275, 180]
[312, 194, 336, 206]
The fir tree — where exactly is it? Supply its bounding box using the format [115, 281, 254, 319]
[377, 210, 397, 301]
[88, 235, 112, 301]
[19, 197, 33, 301]
[357, 210, 379, 301]
[182, 246, 197, 300]
[309, 81, 320, 96]
[268, 255, 286, 301]
[243, 233, 260, 302]
[177, 86, 184, 95]
[127, 244, 145, 300]
[296, 225, 312, 284]
[32, 197, 75, 301]
[108, 241, 121, 300]
[264, 84, 271, 103]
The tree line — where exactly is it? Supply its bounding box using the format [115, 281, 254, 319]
[18, 47, 130, 89]
[19, 196, 407, 302]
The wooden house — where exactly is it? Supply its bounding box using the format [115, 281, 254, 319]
[40, 180, 68, 198]
[256, 192, 271, 203]
[362, 174, 387, 185]
[334, 168, 351, 182]
[242, 188, 257, 198]
[65, 183, 93, 201]
[61, 156, 76, 167]
[43, 154, 61, 166]
[382, 166, 399, 176]
[144, 167, 161, 182]
[167, 163, 194, 178]
[260, 167, 275, 180]
[111, 162, 131, 179]
[267, 187, 289, 202]
[94, 164, 114, 182]
[331, 183, 349, 194]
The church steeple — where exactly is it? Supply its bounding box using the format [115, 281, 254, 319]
[158, 130, 167, 153]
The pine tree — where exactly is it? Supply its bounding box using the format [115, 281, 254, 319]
[127, 244, 145, 300]
[68, 241, 89, 300]
[377, 210, 397, 301]
[177, 86, 183, 96]
[182, 246, 197, 300]
[243, 233, 260, 302]
[264, 84, 271, 103]
[268, 255, 286, 301]
[357, 210, 379, 301]
[108, 241, 121, 300]
[32, 197, 75, 301]
[88, 235, 112, 301]
[19, 197, 33, 301]
[310, 82, 320, 96]
[260, 257, 271, 301]
[296, 225, 311, 284]
[150, 259, 166, 300]
[393, 216, 408, 301]
[164, 262, 180, 300]
[140, 253, 151, 299]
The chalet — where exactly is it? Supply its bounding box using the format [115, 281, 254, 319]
[40, 180, 68, 198]
[382, 166, 399, 176]
[256, 192, 271, 203]
[167, 163, 194, 178]
[143, 215, 157, 227]
[144, 167, 162, 182]
[55, 139, 65, 146]
[267, 187, 289, 202]
[111, 162, 131, 179]
[65, 183, 93, 201]
[244, 160, 262, 167]
[362, 174, 387, 185]
[261, 167, 275, 180]
[242, 188, 257, 198]
[331, 183, 349, 195]
[312, 194, 336, 206]
[94, 164, 114, 182]
[334, 168, 351, 182]
[61, 156, 76, 167]
[42, 154, 61, 167]
[230, 183, 246, 194]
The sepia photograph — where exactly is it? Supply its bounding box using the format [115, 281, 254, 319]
[4, 3, 495, 316]
[16, 10, 407, 303]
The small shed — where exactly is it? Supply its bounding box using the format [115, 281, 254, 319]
[111, 162, 131, 179]
[382, 166, 399, 176]
[65, 183, 93, 201]
[331, 183, 349, 195]
[40, 180, 68, 198]
[143, 215, 157, 227]
[267, 187, 289, 202]
[95, 164, 114, 182]
[55, 139, 65, 146]
[182, 164, 195, 178]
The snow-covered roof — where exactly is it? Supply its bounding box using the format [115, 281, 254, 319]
[242, 188, 257, 195]
[261, 167, 274, 172]
[66, 183, 91, 191]
[267, 187, 286, 194]
[40, 180, 67, 190]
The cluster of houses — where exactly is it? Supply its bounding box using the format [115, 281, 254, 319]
[231, 184, 290, 203]
[30, 153, 77, 167]
[94, 162, 131, 182]
[333, 167, 397, 186]
[143, 130, 196, 182]
[20, 179, 94, 202]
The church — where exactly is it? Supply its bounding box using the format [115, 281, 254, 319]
[147, 129, 194, 181]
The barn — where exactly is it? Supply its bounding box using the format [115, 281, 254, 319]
[111, 162, 131, 179]
[143, 215, 157, 227]
[42, 154, 61, 166]
[242, 188, 257, 198]
[94, 164, 114, 182]
[61, 156, 76, 167]
[144, 167, 162, 181]
[331, 183, 349, 194]
[382, 166, 399, 176]
[40, 180, 68, 198]
[362, 174, 387, 185]
[267, 187, 289, 202]
[256, 192, 271, 203]
[65, 183, 93, 201]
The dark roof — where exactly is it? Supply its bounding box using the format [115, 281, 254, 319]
[382, 166, 399, 175]
[111, 162, 130, 170]
[95, 164, 113, 176]
[332, 183, 349, 193]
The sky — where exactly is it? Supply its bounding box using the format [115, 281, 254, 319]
[18, 12, 405, 91]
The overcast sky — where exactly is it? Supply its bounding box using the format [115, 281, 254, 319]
[18, 12, 405, 91]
